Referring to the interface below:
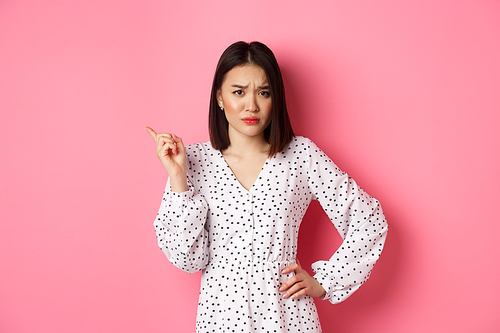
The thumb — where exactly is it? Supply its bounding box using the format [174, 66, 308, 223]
[172, 134, 185, 153]
[145, 126, 157, 141]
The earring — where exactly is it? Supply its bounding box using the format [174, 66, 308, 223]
[219, 105, 224, 111]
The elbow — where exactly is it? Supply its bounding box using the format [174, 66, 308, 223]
[172, 253, 209, 274]
[162, 246, 209, 274]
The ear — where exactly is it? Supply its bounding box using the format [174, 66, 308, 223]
[216, 90, 223, 106]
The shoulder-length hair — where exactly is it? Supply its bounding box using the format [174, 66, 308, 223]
[209, 41, 294, 157]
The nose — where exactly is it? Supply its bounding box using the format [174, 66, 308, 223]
[246, 93, 259, 112]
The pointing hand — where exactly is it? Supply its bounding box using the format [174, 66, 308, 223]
[145, 126, 188, 192]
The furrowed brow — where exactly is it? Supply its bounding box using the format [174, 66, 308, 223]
[231, 84, 248, 89]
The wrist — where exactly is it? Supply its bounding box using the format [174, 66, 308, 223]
[169, 174, 188, 193]
[313, 277, 327, 298]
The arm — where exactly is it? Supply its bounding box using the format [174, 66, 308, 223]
[154, 178, 209, 273]
[307, 138, 388, 304]
[146, 127, 209, 273]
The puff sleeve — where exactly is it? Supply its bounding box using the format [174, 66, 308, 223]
[305, 139, 388, 304]
[153, 177, 209, 274]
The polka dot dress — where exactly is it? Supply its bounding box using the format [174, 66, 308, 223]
[154, 136, 388, 333]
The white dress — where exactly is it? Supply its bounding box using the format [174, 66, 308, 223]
[154, 136, 388, 333]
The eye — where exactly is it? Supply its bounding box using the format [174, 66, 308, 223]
[233, 90, 244, 96]
[259, 91, 270, 97]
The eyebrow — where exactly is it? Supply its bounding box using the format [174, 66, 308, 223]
[231, 84, 270, 89]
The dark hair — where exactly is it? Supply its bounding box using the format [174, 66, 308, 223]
[209, 41, 294, 157]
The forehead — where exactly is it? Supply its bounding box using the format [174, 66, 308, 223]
[222, 64, 268, 85]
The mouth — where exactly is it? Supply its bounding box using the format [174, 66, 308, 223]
[242, 117, 260, 124]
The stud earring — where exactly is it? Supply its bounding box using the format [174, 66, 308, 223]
[219, 105, 224, 111]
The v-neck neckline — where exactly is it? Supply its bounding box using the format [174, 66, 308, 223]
[216, 148, 271, 193]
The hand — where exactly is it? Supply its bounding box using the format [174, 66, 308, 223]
[279, 259, 326, 299]
[145, 126, 188, 192]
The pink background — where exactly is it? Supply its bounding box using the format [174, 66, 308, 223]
[1, 0, 499, 332]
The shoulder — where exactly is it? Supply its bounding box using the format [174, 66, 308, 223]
[183, 141, 217, 177]
[184, 140, 214, 154]
[184, 140, 219, 162]
[279, 135, 322, 156]
[280, 136, 337, 167]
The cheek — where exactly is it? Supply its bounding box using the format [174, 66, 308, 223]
[262, 102, 273, 117]
[224, 104, 240, 115]
[223, 96, 243, 112]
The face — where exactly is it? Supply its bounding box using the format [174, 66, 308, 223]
[217, 64, 272, 142]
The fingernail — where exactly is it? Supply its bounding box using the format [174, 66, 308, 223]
[279, 286, 284, 292]
[281, 269, 286, 274]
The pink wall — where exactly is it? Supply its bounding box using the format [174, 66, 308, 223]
[1, 0, 499, 332]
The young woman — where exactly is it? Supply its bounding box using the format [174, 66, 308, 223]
[146, 41, 388, 332]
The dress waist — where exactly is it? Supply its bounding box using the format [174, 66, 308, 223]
[208, 257, 296, 270]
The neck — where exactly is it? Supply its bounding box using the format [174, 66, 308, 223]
[224, 128, 269, 157]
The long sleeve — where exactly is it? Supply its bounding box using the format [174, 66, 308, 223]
[153, 177, 210, 274]
[305, 139, 388, 304]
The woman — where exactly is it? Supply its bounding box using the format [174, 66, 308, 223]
[146, 41, 388, 332]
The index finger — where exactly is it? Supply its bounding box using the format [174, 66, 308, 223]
[281, 263, 299, 274]
[145, 126, 157, 141]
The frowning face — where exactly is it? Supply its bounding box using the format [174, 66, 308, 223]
[217, 64, 272, 141]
